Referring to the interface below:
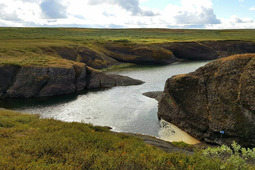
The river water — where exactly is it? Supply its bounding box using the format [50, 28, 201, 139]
[0, 61, 208, 144]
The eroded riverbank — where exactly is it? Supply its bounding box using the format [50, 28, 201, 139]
[0, 61, 208, 144]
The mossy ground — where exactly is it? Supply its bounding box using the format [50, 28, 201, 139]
[0, 110, 254, 169]
[220, 53, 255, 62]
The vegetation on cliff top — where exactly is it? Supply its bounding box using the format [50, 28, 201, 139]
[0, 109, 254, 169]
[0, 54, 85, 68]
[0, 28, 255, 68]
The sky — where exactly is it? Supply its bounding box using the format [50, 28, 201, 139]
[0, 0, 255, 29]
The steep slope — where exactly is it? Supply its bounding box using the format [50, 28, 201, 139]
[40, 41, 255, 69]
[158, 54, 255, 147]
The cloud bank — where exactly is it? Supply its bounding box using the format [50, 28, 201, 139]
[0, 0, 254, 28]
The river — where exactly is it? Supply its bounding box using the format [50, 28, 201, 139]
[0, 61, 208, 144]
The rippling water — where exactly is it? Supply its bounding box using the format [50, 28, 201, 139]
[0, 61, 208, 144]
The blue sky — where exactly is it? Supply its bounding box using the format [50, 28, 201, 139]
[0, 0, 255, 28]
[213, 0, 254, 18]
[141, 0, 255, 18]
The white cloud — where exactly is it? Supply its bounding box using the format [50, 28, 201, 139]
[181, 0, 213, 8]
[0, 0, 42, 24]
[87, 0, 157, 16]
[206, 16, 255, 29]
[161, 0, 220, 26]
[0, 19, 23, 27]
[0, 0, 253, 29]
[249, 7, 255, 11]
[88, 0, 141, 15]
[230, 15, 254, 23]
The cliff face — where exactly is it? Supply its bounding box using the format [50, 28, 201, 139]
[165, 42, 218, 60]
[165, 41, 255, 60]
[0, 64, 144, 98]
[158, 54, 255, 147]
[43, 46, 120, 69]
[102, 43, 177, 65]
[42, 41, 255, 69]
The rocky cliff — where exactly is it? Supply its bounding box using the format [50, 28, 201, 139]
[41, 41, 255, 69]
[0, 64, 144, 98]
[158, 54, 255, 147]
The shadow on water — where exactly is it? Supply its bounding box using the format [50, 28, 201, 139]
[105, 60, 210, 72]
[0, 89, 106, 110]
[0, 94, 79, 110]
[0, 61, 208, 144]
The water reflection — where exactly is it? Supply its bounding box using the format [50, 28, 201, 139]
[1, 61, 208, 144]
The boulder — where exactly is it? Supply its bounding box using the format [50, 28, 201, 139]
[158, 54, 255, 147]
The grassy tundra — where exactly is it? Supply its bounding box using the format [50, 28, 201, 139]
[1, 28, 255, 43]
[0, 28, 255, 68]
[0, 110, 254, 169]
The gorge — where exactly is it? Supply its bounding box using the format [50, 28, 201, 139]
[1, 28, 255, 146]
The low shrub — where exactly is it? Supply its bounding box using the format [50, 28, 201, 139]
[0, 109, 254, 169]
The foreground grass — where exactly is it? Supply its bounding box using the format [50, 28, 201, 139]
[0, 110, 254, 169]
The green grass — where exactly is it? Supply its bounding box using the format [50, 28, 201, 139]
[0, 109, 254, 169]
[101, 63, 137, 72]
[0, 54, 85, 68]
[1, 28, 255, 44]
[172, 141, 193, 148]
[0, 28, 255, 68]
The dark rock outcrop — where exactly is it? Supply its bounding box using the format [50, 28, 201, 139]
[0, 64, 144, 98]
[165, 42, 219, 60]
[164, 41, 255, 61]
[42, 46, 121, 69]
[202, 41, 255, 58]
[0, 65, 20, 96]
[103, 41, 255, 64]
[158, 54, 255, 147]
[143, 91, 163, 101]
[103, 43, 177, 65]
[40, 41, 255, 69]
[86, 68, 144, 89]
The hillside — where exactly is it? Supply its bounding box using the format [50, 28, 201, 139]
[1, 28, 255, 69]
